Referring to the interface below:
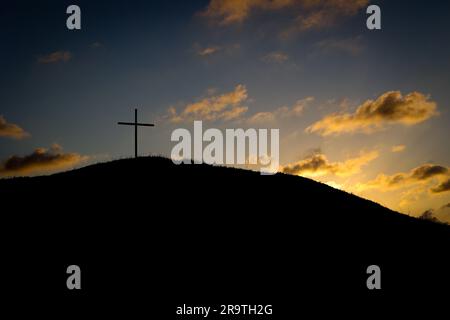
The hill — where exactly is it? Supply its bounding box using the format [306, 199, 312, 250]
[1, 156, 449, 314]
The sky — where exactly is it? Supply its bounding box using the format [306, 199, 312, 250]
[1, 0, 450, 222]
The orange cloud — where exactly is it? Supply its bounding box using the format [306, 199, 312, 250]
[38, 51, 72, 64]
[431, 178, 450, 194]
[306, 91, 437, 136]
[247, 97, 313, 124]
[281, 0, 369, 37]
[201, 0, 294, 25]
[0, 144, 87, 177]
[167, 85, 249, 123]
[391, 145, 406, 153]
[201, 0, 368, 36]
[356, 164, 448, 192]
[0, 115, 29, 139]
[282, 150, 378, 178]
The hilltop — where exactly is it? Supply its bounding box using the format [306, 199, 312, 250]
[1, 156, 446, 230]
[1, 156, 449, 311]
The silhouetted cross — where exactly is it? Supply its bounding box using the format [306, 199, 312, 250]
[118, 109, 154, 158]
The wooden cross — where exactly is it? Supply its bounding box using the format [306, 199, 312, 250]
[118, 109, 154, 158]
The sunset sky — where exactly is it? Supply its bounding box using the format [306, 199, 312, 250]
[1, 0, 450, 222]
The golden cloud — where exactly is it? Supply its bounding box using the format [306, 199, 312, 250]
[418, 206, 450, 224]
[284, 0, 368, 36]
[0, 115, 29, 139]
[391, 145, 406, 153]
[247, 97, 313, 124]
[38, 51, 72, 64]
[442, 203, 450, 209]
[201, 0, 368, 35]
[356, 164, 448, 192]
[167, 85, 249, 123]
[201, 0, 294, 25]
[431, 178, 450, 194]
[282, 150, 378, 178]
[0, 144, 87, 177]
[306, 91, 437, 136]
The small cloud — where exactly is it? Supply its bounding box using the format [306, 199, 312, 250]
[306, 91, 438, 136]
[442, 203, 450, 209]
[247, 97, 313, 124]
[246, 111, 276, 124]
[193, 43, 240, 58]
[313, 36, 365, 56]
[431, 178, 450, 194]
[282, 150, 379, 178]
[280, 0, 369, 38]
[434, 204, 450, 224]
[38, 51, 72, 64]
[391, 145, 406, 153]
[198, 46, 221, 56]
[200, 0, 294, 25]
[166, 85, 249, 123]
[0, 144, 87, 177]
[418, 210, 440, 223]
[262, 51, 289, 63]
[0, 115, 29, 140]
[356, 164, 449, 192]
[411, 164, 447, 180]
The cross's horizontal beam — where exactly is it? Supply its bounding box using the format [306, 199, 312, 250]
[117, 122, 154, 127]
[117, 109, 154, 158]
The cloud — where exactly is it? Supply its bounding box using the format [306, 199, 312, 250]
[201, 0, 368, 33]
[356, 164, 448, 192]
[418, 210, 440, 223]
[282, 150, 378, 178]
[419, 205, 450, 224]
[313, 36, 365, 56]
[442, 203, 450, 209]
[247, 97, 313, 124]
[306, 91, 437, 136]
[201, 0, 294, 25]
[262, 51, 289, 63]
[391, 145, 406, 153]
[38, 51, 72, 64]
[431, 178, 450, 194]
[198, 46, 222, 56]
[411, 164, 447, 180]
[166, 85, 249, 123]
[0, 144, 87, 177]
[194, 43, 240, 58]
[283, 0, 369, 36]
[0, 116, 29, 139]
[434, 205, 450, 224]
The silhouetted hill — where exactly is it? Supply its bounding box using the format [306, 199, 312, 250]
[1, 156, 449, 315]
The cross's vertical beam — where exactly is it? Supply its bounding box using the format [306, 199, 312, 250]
[135, 108, 138, 158]
[118, 109, 154, 158]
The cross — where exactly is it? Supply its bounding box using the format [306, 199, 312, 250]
[118, 108, 154, 158]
